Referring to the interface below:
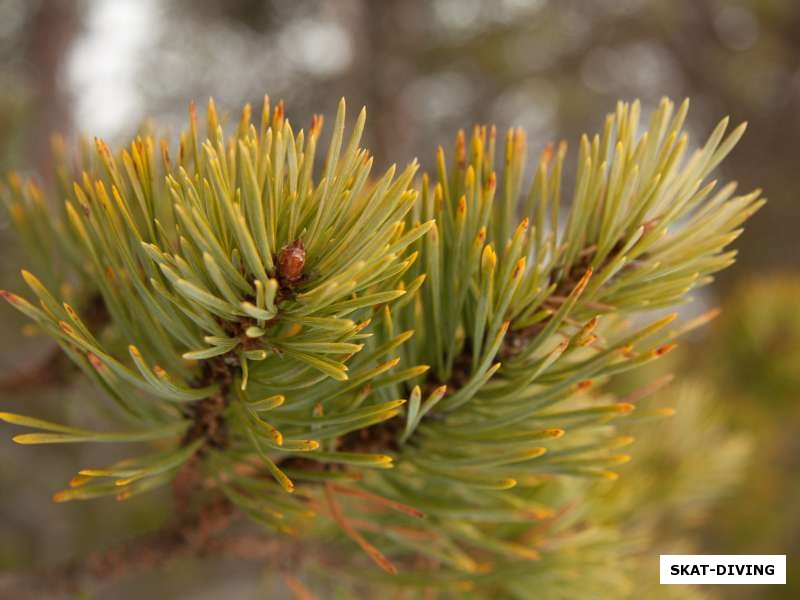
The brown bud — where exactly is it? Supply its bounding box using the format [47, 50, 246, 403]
[278, 239, 306, 283]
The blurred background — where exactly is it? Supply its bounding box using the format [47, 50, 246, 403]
[0, 0, 797, 598]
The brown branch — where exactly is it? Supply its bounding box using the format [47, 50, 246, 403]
[282, 573, 317, 600]
[324, 482, 397, 575]
[0, 346, 72, 393]
[0, 496, 231, 599]
[0, 445, 240, 598]
[326, 483, 424, 519]
[0, 495, 324, 599]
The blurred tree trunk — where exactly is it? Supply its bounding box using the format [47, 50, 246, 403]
[345, 0, 419, 170]
[25, 0, 77, 179]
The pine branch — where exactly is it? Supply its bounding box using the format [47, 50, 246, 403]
[0, 95, 762, 597]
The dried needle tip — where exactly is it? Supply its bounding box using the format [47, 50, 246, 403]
[0, 290, 19, 304]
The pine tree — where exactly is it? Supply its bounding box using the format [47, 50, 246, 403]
[0, 96, 762, 597]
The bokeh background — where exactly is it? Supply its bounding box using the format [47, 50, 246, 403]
[0, 0, 797, 598]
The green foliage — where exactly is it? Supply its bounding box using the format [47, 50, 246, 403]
[712, 276, 800, 406]
[0, 96, 761, 597]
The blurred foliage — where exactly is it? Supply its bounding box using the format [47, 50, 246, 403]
[612, 381, 752, 599]
[711, 276, 800, 407]
[695, 276, 800, 600]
